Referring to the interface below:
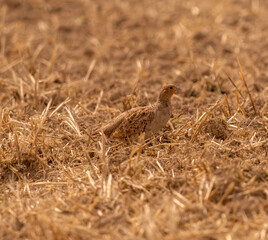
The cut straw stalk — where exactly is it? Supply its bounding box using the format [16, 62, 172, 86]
[93, 90, 103, 115]
[0, 58, 22, 73]
[224, 94, 231, 116]
[191, 98, 223, 142]
[64, 106, 81, 136]
[237, 57, 257, 115]
[29, 74, 39, 110]
[190, 112, 210, 142]
[83, 60, 96, 82]
[32, 99, 52, 159]
[47, 45, 57, 73]
[13, 128, 21, 164]
[224, 70, 244, 99]
[49, 97, 71, 118]
[218, 181, 235, 205]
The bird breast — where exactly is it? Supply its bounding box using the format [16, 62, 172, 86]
[148, 104, 172, 133]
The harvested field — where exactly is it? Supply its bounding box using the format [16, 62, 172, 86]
[0, 0, 268, 239]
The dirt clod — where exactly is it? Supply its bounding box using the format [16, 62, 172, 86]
[204, 118, 229, 140]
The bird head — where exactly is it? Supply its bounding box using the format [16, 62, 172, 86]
[158, 84, 179, 102]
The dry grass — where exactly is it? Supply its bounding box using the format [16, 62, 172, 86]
[0, 0, 268, 239]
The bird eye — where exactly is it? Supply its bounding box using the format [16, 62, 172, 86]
[169, 86, 173, 90]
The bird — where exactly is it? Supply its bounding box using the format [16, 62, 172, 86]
[100, 84, 178, 140]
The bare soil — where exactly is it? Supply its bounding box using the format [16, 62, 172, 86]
[0, 0, 268, 239]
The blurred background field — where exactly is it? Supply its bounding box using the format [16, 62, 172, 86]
[0, 0, 268, 239]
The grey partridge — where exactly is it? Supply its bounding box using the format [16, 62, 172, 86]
[101, 84, 178, 140]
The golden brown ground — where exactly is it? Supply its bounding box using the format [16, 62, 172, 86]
[0, 0, 268, 239]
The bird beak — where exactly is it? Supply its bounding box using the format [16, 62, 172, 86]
[175, 86, 180, 93]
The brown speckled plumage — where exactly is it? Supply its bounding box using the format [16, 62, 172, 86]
[102, 84, 178, 140]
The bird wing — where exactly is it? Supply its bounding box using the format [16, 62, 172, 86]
[102, 111, 128, 137]
[113, 105, 155, 138]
